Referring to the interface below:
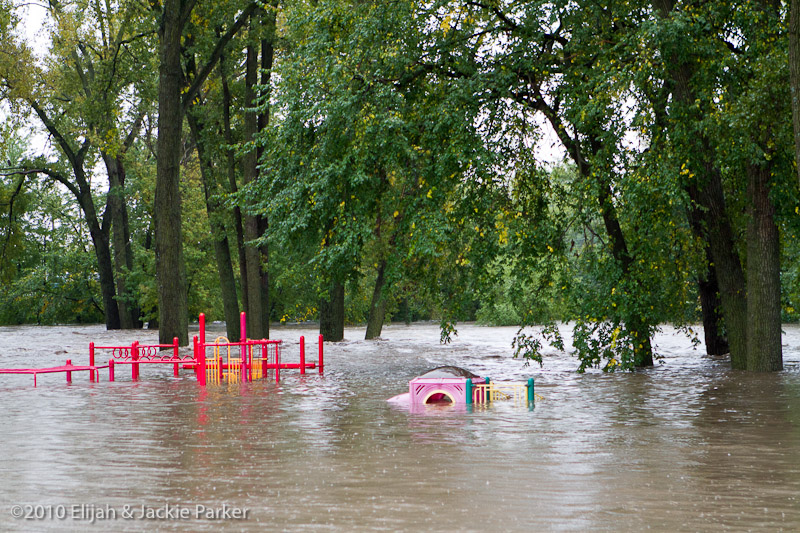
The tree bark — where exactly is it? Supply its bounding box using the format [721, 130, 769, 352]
[596, 173, 653, 367]
[242, 41, 267, 339]
[220, 53, 249, 319]
[697, 262, 729, 355]
[365, 260, 387, 340]
[187, 109, 241, 341]
[81, 180, 121, 330]
[154, 0, 189, 345]
[694, 165, 748, 369]
[320, 282, 345, 342]
[745, 164, 783, 371]
[257, 26, 274, 338]
[103, 153, 142, 329]
[685, 182, 730, 356]
[527, 90, 655, 367]
[651, 0, 748, 367]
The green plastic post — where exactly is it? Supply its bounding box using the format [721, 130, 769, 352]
[465, 378, 473, 405]
[527, 377, 535, 404]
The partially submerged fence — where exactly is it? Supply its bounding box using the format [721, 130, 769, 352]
[0, 312, 323, 387]
[194, 312, 323, 386]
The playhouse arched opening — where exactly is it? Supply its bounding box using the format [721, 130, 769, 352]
[423, 390, 455, 404]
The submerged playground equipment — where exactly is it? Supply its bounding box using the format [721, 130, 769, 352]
[0, 312, 323, 387]
[388, 366, 539, 407]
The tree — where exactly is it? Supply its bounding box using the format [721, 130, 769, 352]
[0, 0, 157, 329]
[152, 0, 257, 344]
[254, 0, 493, 342]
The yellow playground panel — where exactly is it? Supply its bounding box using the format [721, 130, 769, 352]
[204, 336, 275, 385]
[469, 379, 544, 406]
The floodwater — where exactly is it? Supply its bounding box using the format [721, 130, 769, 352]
[1, 322, 799, 532]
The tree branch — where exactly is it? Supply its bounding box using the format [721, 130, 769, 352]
[181, 2, 260, 111]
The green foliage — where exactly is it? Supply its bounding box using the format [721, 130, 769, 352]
[0, 159, 104, 324]
[0, 0, 797, 374]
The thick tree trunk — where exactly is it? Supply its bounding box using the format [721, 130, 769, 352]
[220, 53, 249, 318]
[745, 164, 783, 371]
[535, 94, 655, 367]
[242, 42, 267, 339]
[187, 110, 241, 341]
[320, 282, 345, 342]
[84, 197, 121, 330]
[790, 0, 800, 185]
[257, 28, 274, 338]
[651, 0, 748, 367]
[155, 0, 189, 345]
[697, 263, 730, 355]
[91, 227, 121, 331]
[686, 188, 730, 356]
[67, 168, 122, 330]
[365, 260, 387, 340]
[696, 170, 748, 369]
[103, 153, 142, 329]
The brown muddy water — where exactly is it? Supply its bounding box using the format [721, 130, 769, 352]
[0, 322, 799, 532]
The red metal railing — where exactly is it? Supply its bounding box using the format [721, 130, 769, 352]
[91, 337, 198, 381]
[0, 312, 324, 387]
[193, 312, 323, 386]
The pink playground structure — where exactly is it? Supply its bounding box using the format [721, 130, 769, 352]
[0, 312, 323, 387]
[388, 366, 537, 407]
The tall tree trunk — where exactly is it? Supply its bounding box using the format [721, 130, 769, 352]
[187, 109, 241, 341]
[220, 53, 249, 318]
[103, 153, 142, 329]
[320, 282, 345, 342]
[745, 164, 783, 371]
[790, 0, 800, 185]
[80, 183, 121, 330]
[242, 41, 266, 339]
[365, 260, 387, 340]
[697, 262, 730, 355]
[652, 0, 748, 367]
[686, 185, 730, 356]
[155, 0, 189, 345]
[257, 26, 275, 338]
[697, 166, 748, 369]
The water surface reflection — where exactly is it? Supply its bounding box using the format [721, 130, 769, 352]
[0, 323, 799, 531]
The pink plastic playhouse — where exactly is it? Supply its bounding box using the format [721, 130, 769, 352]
[389, 366, 536, 407]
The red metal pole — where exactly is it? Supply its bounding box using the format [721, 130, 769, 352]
[109, 359, 115, 382]
[196, 336, 206, 386]
[319, 334, 324, 374]
[173, 337, 180, 377]
[240, 312, 247, 382]
[300, 336, 306, 375]
[242, 344, 249, 383]
[132, 341, 139, 380]
[261, 342, 267, 378]
[89, 342, 95, 382]
[248, 343, 253, 382]
[199, 312, 206, 346]
[66, 359, 72, 383]
[275, 344, 281, 382]
[198, 314, 206, 377]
